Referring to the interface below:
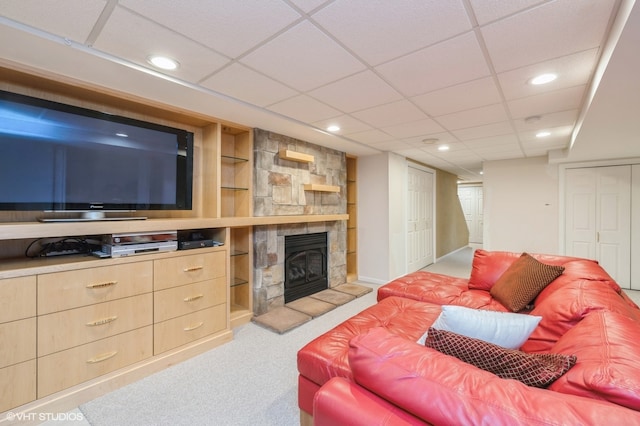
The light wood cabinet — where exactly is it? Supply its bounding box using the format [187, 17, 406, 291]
[154, 305, 226, 354]
[154, 251, 225, 291]
[346, 156, 358, 282]
[0, 276, 36, 412]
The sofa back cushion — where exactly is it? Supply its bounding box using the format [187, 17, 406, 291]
[521, 281, 640, 353]
[549, 310, 640, 410]
[468, 249, 587, 291]
[348, 327, 640, 425]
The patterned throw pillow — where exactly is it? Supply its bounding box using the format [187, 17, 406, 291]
[425, 328, 576, 388]
[490, 253, 565, 312]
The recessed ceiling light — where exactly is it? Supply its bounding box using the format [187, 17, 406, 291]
[437, 145, 450, 152]
[529, 73, 557, 85]
[536, 131, 551, 138]
[422, 138, 439, 145]
[326, 125, 340, 132]
[147, 55, 179, 70]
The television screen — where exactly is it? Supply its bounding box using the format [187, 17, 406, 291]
[0, 90, 193, 218]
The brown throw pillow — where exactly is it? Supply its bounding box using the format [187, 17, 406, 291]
[425, 328, 576, 388]
[490, 253, 564, 312]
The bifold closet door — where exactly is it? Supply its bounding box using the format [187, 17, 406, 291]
[407, 164, 434, 272]
[565, 165, 631, 289]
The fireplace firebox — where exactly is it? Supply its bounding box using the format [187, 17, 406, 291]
[284, 232, 328, 303]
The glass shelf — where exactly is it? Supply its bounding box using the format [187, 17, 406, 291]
[231, 250, 248, 257]
[221, 155, 249, 163]
[231, 277, 248, 287]
[221, 186, 249, 191]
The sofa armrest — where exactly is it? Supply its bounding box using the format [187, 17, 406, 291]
[314, 377, 427, 426]
[349, 327, 640, 425]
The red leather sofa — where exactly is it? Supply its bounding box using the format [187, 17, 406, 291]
[297, 250, 640, 425]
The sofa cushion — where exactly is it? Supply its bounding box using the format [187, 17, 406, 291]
[549, 310, 640, 410]
[425, 328, 576, 388]
[348, 327, 640, 425]
[489, 253, 565, 312]
[419, 305, 540, 349]
[521, 281, 640, 353]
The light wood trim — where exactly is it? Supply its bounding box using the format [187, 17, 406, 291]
[279, 149, 314, 163]
[303, 184, 341, 193]
[0, 276, 36, 322]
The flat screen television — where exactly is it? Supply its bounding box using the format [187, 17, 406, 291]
[0, 89, 194, 221]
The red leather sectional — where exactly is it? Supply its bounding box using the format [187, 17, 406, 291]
[297, 250, 640, 425]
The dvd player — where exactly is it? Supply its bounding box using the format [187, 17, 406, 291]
[102, 231, 178, 258]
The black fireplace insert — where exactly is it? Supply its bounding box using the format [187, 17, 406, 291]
[284, 232, 328, 303]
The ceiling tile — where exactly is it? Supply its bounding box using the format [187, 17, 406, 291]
[468, 0, 544, 25]
[120, 0, 302, 58]
[436, 103, 509, 131]
[507, 85, 585, 119]
[345, 129, 394, 144]
[311, 0, 472, 65]
[309, 70, 403, 113]
[312, 115, 372, 135]
[200, 63, 298, 107]
[412, 76, 502, 117]
[288, 0, 330, 13]
[498, 48, 599, 101]
[0, 0, 106, 42]
[240, 21, 365, 91]
[452, 121, 514, 141]
[352, 100, 428, 128]
[514, 110, 578, 132]
[381, 118, 445, 139]
[367, 140, 416, 151]
[481, 0, 617, 72]
[267, 94, 341, 123]
[94, 7, 230, 83]
[376, 32, 491, 97]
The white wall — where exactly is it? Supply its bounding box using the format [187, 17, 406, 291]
[357, 152, 409, 284]
[483, 156, 560, 254]
[358, 153, 391, 284]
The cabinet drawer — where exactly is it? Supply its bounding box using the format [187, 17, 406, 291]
[38, 293, 153, 356]
[0, 318, 36, 368]
[37, 326, 152, 398]
[0, 360, 36, 412]
[154, 251, 225, 291]
[0, 276, 36, 323]
[154, 277, 226, 323]
[154, 305, 226, 354]
[38, 261, 153, 314]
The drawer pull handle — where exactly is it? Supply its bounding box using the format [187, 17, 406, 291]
[183, 266, 204, 272]
[183, 294, 204, 302]
[86, 316, 118, 326]
[86, 281, 118, 289]
[86, 350, 118, 364]
[183, 321, 204, 331]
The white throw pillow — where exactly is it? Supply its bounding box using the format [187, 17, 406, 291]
[417, 305, 541, 349]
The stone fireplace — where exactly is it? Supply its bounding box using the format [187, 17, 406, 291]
[253, 129, 346, 315]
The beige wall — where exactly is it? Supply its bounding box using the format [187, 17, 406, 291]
[435, 169, 469, 258]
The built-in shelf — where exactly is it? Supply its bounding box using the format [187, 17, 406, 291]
[303, 184, 340, 193]
[279, 149, 314, 163]
[221, 155, 249, 163]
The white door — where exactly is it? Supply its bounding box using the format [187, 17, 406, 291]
[458, 185, 483, 244]
[407, 164, 434, 271]
[565, 165, 631, 288]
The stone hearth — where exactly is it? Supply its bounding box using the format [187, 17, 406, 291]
[252, 129, 347, 315]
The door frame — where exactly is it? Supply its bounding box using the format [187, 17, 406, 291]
[406, 161, 436, 272]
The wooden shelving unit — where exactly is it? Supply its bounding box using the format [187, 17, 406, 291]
[346, 156, 357, 282]
[220, 126, 254, 328]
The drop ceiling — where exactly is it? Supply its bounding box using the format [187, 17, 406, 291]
[1, 0, 638, 181]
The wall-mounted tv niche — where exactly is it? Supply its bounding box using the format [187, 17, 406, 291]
[0, 89, 194, 222]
